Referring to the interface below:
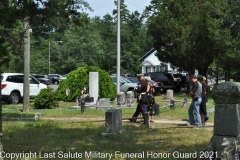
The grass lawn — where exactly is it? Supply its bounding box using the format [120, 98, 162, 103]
[2, 91, 215, 160]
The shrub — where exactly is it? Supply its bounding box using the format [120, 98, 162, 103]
[56, 66, 116, 101]
[34, 87, 59, 109]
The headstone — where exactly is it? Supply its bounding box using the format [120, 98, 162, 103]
[125, 91, 134, 106]
[117, 92, 125, 105]
[99, 98, 110, 107]
[154, 103, 160, 115]
[81, 101, 86, 113]
[170, 98, 175, 110]
[202, 82, 240, 160]
[143, 112, 150, 127]
[183, 97, 187, 107]
[166, 89, 173, 100]
[89, 72, 99, 106]
[102, 109, 123, 136]
[85, 97, 94, 103]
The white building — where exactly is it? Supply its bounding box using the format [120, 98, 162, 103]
[139, 48, 174, 74]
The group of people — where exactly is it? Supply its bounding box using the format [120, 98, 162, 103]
[188, 75, 208, 126]
[129, 74, 156, 122]
[128, 73, 209, 126]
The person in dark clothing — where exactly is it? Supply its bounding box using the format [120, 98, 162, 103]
[129, 74, 148, 122]
[146, 76, 155, 122]
[199, 76, 208, 125]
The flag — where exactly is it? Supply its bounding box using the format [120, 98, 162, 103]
[96, 100, 100, 108]
[66, 87, 70, 96]
[76, 97, 79, 106]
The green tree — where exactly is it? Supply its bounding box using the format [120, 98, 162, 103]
[212, 0, 240, 81]
[1, 0, 92, 72]
[56, 66, 116, 101]
[146, 0, 225, 76]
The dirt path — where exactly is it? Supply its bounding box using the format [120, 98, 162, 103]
[40, 117, 214, 126]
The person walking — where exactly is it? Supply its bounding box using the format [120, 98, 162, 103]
[199, 76, 208, 125]
[129, 74, 148, 122]
[146, 77, 156, 122]
[187, 75, 202, 126]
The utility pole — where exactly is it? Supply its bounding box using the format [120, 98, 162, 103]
[23, 17, 32, 112]
[48, 41, 62, 74]
[49, 42, 51, 74]
[116, 0, 121, 95]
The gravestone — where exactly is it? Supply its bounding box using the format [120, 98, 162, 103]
[202, 82, 240, 160]
[99, 98, 110, 107]
[166, 89, 173, 100]
[80, 101, 86, 113]
[125, 91, 134, 107]
[143, 112, 150, 127]
[117, 92, 125, 105]
[89, 72, 99, 106]
[183, 97, 187, 107]
[102, 109, 124, 136]
[154, 103, 160, 115]
[85, 97, 94, 103]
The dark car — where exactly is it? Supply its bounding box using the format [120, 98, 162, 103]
[47, 74, 60, 85]
[144, 72, 175, 92]
[31, 74, 52, 85]
[127, 76, 163, 95]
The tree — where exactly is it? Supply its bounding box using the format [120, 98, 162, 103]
[0, 0, 92, 72]
[212, 0, 240, 81]
[146, 0, 225, 76]
[56, 66, 116, 101]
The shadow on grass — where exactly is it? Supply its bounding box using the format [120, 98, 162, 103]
[2, 120, 212, 160]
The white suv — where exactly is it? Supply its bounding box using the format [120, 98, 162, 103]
[110, 75, 137, 97]
[1, 73, 47, 104]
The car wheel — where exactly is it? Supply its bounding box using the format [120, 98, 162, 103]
[9, 92, 20, 104]
[55, 81, 59, 85]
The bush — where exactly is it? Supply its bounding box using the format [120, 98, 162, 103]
[34, 87, 59, 109]
[56, 66, 116, 101]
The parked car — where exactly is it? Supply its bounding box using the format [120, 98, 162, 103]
[31, 74, 52, 85]
[110, 75, 137, 97]
[47, 74, 61, 84]
[1, 73, 47, 104]
[127, 76, 163, 95]
[120, 74, 134, 78]
[144, 72, 175, 92]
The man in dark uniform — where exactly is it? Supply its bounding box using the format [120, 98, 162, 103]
[129, 74, 148, 122]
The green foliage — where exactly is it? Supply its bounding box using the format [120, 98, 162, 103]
[146, 0, 226, 75]
[56, 66, 116, 101]
[34, 87, 59, 109]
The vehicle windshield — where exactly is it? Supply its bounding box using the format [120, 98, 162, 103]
[120, 76, 132, 83]
[111, 76, 133, 83]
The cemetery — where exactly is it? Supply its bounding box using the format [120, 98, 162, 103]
[2, 72, 240, 160]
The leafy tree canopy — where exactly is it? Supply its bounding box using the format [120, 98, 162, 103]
[146, 0, 227, 76]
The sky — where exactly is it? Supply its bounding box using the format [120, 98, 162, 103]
[85, 0, 151, 18]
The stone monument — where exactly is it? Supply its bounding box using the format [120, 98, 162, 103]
[203, 82, 240, 159]
[117, 92, 125, 105]
[89, 72, 99, 106]
[102, 109, 124, 136]
[166, 89, 173, 100]
[125, 91, 134, 107]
